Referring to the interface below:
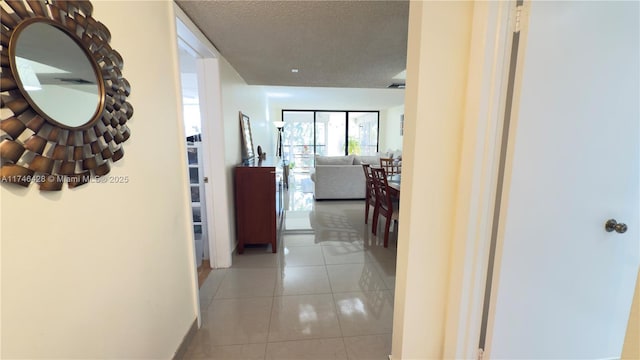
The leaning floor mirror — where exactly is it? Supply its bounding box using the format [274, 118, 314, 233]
[0, 0, 133, 191]
[239, 112, 255, 163]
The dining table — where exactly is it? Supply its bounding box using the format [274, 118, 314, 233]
[371, 164, 401, 197]
[387, 174, 401, 197]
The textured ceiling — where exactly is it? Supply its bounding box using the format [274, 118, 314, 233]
[175, 0, 409, 89]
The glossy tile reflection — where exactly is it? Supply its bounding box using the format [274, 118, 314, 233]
[327, 263, 388, 293]
[334, 291, 394, 337]
[281, 246, 325, 267]
[184, 174, 396, 359]
[268, 294, 342, 342]
[275, 265, 332, 296]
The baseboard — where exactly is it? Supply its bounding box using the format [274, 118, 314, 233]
[172, 317, 198, 360]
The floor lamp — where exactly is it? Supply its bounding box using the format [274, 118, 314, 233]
[273, 121, 285, 158]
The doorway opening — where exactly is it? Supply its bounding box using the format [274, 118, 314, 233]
[178, 43, 211, 285]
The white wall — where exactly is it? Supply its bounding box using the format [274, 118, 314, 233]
[1, 1, 197, 358]
[219, 59, 269, 166]
[218, 57, 268, 251]
[392, 1, 474, 358]
[380, 104, 404, 152]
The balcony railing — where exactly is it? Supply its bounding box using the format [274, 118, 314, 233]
[283, 144, 321, 171]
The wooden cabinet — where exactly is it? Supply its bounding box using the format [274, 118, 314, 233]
[234, 159, 283, 253]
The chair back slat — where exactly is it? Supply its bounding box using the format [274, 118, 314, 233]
[371, 166, 399, 247]
[371, 167, 392, 214]
[362, 163, 376, 206]
[380, 157, 401, 176]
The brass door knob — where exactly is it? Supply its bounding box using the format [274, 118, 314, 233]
[605, 219, 628, 234]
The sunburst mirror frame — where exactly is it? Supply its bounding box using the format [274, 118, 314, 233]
[0, 0, 132, 191]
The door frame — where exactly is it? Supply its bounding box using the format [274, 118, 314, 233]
[442, 1, 516, 357]
[392, 1, 515, 358]
[175, 7, 233, 267]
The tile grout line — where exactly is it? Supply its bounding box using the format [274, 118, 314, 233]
[320, 241, 351, 356]
[202, 269, 230, 312]
[324, 247, 351, 355]
[263, 252, 280, 359]
[264, 292, 276, 359]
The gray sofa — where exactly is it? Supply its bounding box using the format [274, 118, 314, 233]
[310, 154, 381, 200]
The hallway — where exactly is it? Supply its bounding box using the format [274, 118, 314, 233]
[183, 175, 397, 359]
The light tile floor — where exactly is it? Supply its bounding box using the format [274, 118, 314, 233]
[185, 174, 397, 360]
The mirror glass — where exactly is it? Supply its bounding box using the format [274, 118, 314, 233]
[240, 113, 255, 161]
[13, 22, 101, 129]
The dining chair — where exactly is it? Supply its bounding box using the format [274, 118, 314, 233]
[362, 164, 378, 228]
[380, 157, 401, 178]
[371, 167, 399, 248]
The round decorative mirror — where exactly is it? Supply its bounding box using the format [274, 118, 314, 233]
[11, 19, 104, 130]
[0, 0, 133, 191]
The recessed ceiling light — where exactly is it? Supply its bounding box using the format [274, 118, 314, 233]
[291, 68, 299, 73]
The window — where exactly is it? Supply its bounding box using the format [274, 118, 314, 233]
[282, 110, 380, 170]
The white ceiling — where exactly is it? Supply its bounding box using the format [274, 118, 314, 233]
[175, 0, 409, 89]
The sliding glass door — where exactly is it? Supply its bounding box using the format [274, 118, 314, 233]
[282, 110, 379, 170]
[348, 112, 379, 156]
[282, 111, 314, 171]
[315, 112, 346, 156]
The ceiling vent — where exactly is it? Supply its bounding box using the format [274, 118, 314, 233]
[387, 83, 405, 89]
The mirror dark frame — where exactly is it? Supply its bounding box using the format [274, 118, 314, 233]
[0, 0, 133, 191]
[239, 112, 255, 162]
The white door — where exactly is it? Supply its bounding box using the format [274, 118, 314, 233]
[179, 45, 210, 267]
[486, 1, 639, 358]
